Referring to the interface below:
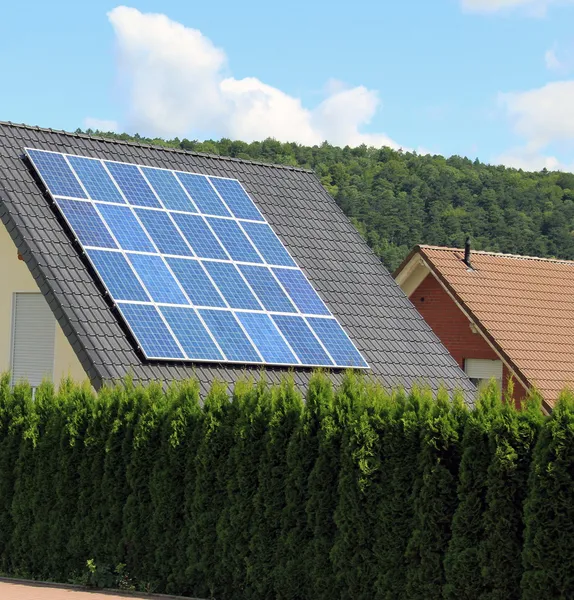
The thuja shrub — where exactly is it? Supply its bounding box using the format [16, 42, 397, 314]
[0, 373, 572, 599]
[521, 391, 574, 599]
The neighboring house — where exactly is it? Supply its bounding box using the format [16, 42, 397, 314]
[0, 121, 474, 397]
[395, 242, 574, 411]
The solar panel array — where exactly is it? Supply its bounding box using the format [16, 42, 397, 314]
[25, 148, 369, 369]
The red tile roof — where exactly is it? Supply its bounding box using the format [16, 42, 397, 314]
[415, 245, 574, 406]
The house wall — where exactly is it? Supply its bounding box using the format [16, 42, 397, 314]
[0, 223, 88, 384]
[410, 273, 528, 405]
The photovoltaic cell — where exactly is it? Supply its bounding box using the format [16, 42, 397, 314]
[207, 217, 263, 263]
[272, 315, 333, 366]
[142, 167, 197, 212]
[105, 161, 161, 208]
[307, 317, 368, 368]
[272, 268, 330, 315]
[166, 258, 226, 308]
[135, 209, 192, 256]
[26, 149, 87, 199]
[86, 250, 149, 302]
[198, 309, 261, 363]
[241, 222, 296, 267]
[67, 156, 125, 203]
[202, 261, 262, 310]
[97, 204, 155, 252]
[118, 303, 184, 359]
[177, 172, 231, 216]
[57, 199, 117, 249]
[209, 177, 264, 221]
[127, 254, 189, 305]
[26, 148, 368, 368]
[236, 312, 298, 364]
[160, 306, 224, 361]
[171, 213, 228, 260]
[238, 265, 296, 313]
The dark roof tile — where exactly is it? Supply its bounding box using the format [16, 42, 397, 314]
[0, 122, 475, 399]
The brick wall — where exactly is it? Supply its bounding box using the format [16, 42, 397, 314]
[411, 273, 527, 405]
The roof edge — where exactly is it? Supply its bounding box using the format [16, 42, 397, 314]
[0, 121, 315, 174]
[419, 243, 574, 266]
[393, 244, 423, 278]
[0, 184, 103, 389]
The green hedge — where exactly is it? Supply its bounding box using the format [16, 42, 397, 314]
[0, 372, 573, 599]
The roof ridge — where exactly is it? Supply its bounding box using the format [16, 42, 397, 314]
[418, 244, 574, 266]
[0, 120, 314, 174]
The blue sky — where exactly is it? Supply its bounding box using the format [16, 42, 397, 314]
[1, 0, 573, 170]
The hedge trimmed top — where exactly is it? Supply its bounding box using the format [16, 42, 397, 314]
[0, 121, 474, 396]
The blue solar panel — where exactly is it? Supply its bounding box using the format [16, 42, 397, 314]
[26, 149, 87, 199]
[160, 306, 224, 361]
[166, 258, 226, 308]
[241, 222, 296, 267]
[238, 265, 297, 313]
[105, 162, 161, 208]
[207, 218, 263, 263]
[307, 317, 368, 368]
[272, 315, 333, 366]
[202, 261, 262, 310]
[86, 250, 149, 301]
[272, 268, 330, 315]
[170, 213, 228, 260]
[135, 209, 192, 256]
[236, 312, 298, 364]
[26, 148, 368, 368]
[177, 172, 231, 217]
[97, 204, 155, 252]
[142, 167, 197, 212]
[67, 156, 125, 203]
[208, 177, 264, 221]
[198, 309, 261, 363]
[127, 254, 189, 305]
[119, 303, 184, 359]
[57, 199, 117, 249]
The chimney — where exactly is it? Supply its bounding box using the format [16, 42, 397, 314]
[464, 236, 472, 268]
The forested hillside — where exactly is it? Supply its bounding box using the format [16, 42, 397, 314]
[80, 129, 574, 271]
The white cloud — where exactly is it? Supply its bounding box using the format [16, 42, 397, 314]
[461, 0, 573, 15]
[499, 81, 574, 148]
[495, 146, 566, 170]
[107, 6, 401, 148]
[84, 117, 119, 132]
[497, 81, 574, 171]
[545, 47, 563, 71]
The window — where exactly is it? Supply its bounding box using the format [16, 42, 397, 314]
[11, 293, 56, 389]
[464, 358, 503, 390]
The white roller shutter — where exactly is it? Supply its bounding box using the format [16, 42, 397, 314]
[464, 358, 503, 381]
[11, 293, 56, 388]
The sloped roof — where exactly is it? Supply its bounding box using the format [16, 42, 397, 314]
[0, 122, 474, 396]
[411, 244, 574, 406]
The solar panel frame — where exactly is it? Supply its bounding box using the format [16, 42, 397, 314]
[25, 147, 369, 369]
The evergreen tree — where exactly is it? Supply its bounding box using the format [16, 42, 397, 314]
[331, 376, 387, 600]
[149, 380, 201, 594]
[248, 378, 303, 600]
[374, 387, 429, 600]
[443, 383, 500, 600]
[520, 391, 574, 599]
[186, 381, 233, 598]
[274, 372, 334, 600]
[216, 379, 272, 599]
[0, 374, 29, 573]
[404, 389, 467, 600]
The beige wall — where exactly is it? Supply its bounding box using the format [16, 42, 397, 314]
[0, 223, 88, 384]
